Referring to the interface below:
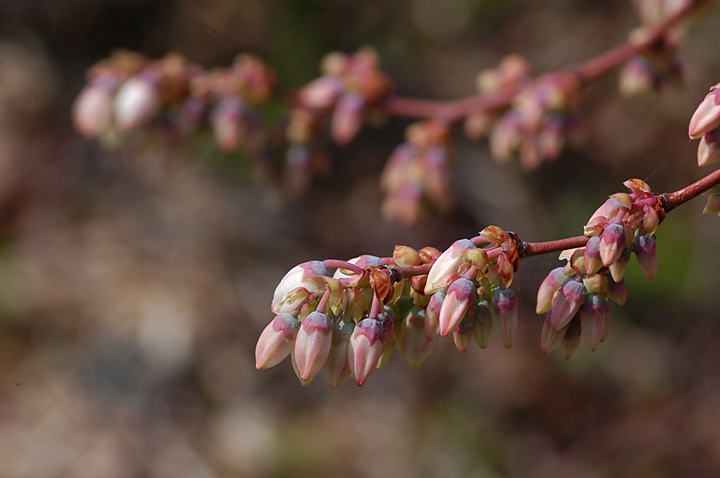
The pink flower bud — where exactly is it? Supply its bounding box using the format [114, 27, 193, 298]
[607, 278, 627, 305]
[689, 86, 720, 139]
[561, 319, 582, 359]
[473, 300, 492, 349]
[584, 236, 602, 275]
[331, 92, 365, 146]
[255, 313, 300, 370]
[642, 204, 659, 236]
[297, 75, 344, 110]
[609, 247, 631, 283]
[113, 73, 160, 132]
[293, 311, 333, 381]
[323, 321, 353, 389]
[550, 279, 585, 330]
[536, 267, 567, 314]
[633, 233, 657, 279]
[397, 306, 438, 368]
[439, 278, 475, 337]
[272, 261, 328, 314]
[212, 96, 246, 153]
[348, 318, 384, 386]
[698, 129, 720, 167]
[490, 288, 518, 348]
[424, 291, 444, 340]
[73, 77, 117, 138]
[425, 239, 475, 294]
[453, 312, 476, 353]
[490, 111, 522, 163]
[541, 312, 566, 354]
[579, 294, 609, 351]
[599, 224, 626, 267]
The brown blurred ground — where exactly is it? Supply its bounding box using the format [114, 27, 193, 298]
[1, 1, 720, 477]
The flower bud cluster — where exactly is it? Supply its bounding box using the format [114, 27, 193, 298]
[689, 82, 720, 182]
[380, 121, 453, 225]
[73, 50, 276, 151]
[488, 71, 583, 171]
[295, 47, 393, 146]
[257, 227, 525, 387]
[538, 178, 662, 357]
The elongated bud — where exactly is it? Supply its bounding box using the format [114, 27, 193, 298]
[599, 224, 626, 267]
[114, 73, 160, 132]
[424, 292, 444, 340]
[272, 261, 328, 314]
[439, 278, 475, 337]
[698, 130, 720, 167]
[536, 267, 567, 314]
[73, 77, 117, 138]
[332, 92, 365, 145]
[607, 278, 627, 305]
[642, 204, 659, 236]
[688, 85, 720, 139]
[561, 319, 582, 359]
[397, 306, 438, 368]
[348, 318, 384, 386]
[425, 239, 475, 294]
[453, 312, 476, 353]
[608, 247, 630, 282]
[584, 236, 602, 275]
[490, 288, 518, 348]
[579, 294, 609, 351]
[323, 321, 354, 389]
[473, 300, 492, 349]
[255, 313, 300, 370]
[550, 279, 585, 330]
[377, 309, 396, 368]
[291, 351, 314, 387]
[633, 233, 657, 279]
[541, 313, 566, 354]
[294, 311, 333, 381]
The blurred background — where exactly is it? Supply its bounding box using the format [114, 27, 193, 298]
[1, 0, 720, 477]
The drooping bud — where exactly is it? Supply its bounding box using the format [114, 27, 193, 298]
[688, 85, 720, 139]
[424, 291, 444, 340]
[255, 313, 300, 370]
[272, 261, 328, 314]
[425, 239, 475, 294]
[642, 204, 659, 236]
[607, 278, 627, 305]
[397, 306, 438, 368]
[599, 224, 626, 267]
[540, 313, 566, 354]
[473, 300, 492, 349]
[376, 308, 396, 368]
[609, 247, 631, 283]
[536, 267, 567, 314]
[490, 288, 518, 349]
[550, 279, 585, 330]
[293, 311, 333, 381]
[579, 294, 610, 351]
[561, 318, 582, 359]
[323, 320, 354, 389]
[698, 130, 720, 167]
[439, 278, 476, 337]
[453, 312, 476, 353]
[348, 318, 384, 386]
[584, 236, 602, 275]
[633, 233, 658, 279]
[113, 73, 160, 132]
[73, 76, 117, 138]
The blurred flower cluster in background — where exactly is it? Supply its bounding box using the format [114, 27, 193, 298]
[2, 0, 720, 477]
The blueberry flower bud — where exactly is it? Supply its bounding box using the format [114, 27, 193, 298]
[473, 300, 492, 349]
[439, 278, 476, 337]
[294, 311, 333, 382]
[698, 129, 720, 167]
[272, 261, 328, 314]
[348, 318, 384, 386]
[599, 224, 626, 267]
[688, 85, 720, 139]
[541, 312, 566, 354]
[425, 239, 475, 295]
[397, 306, 438, 368]
[536, 267, 567, 314]
[255, 313, 300, 370]
[609, 247, 631, 283]
[453, 312, 476, 353]
[490, 288, 518, 348]
[323, 320, 354, 389]
[550, 279, 585, 330]
[424, 291, 444, 340]
[579, 294, 610, 351]
[561, 319, 582, 359]
[633, 233, 658, 279]
[607, 278, 627, 305]
[584, 236, 602, 275]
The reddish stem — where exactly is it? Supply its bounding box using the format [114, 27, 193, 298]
[383, 1, 700, 121]
[323, 259, 365, 275]
[316, 287, 332, 313]
[369, 292, 381, 319]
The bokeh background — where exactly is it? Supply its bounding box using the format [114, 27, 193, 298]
[1, 1, 720, 477]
